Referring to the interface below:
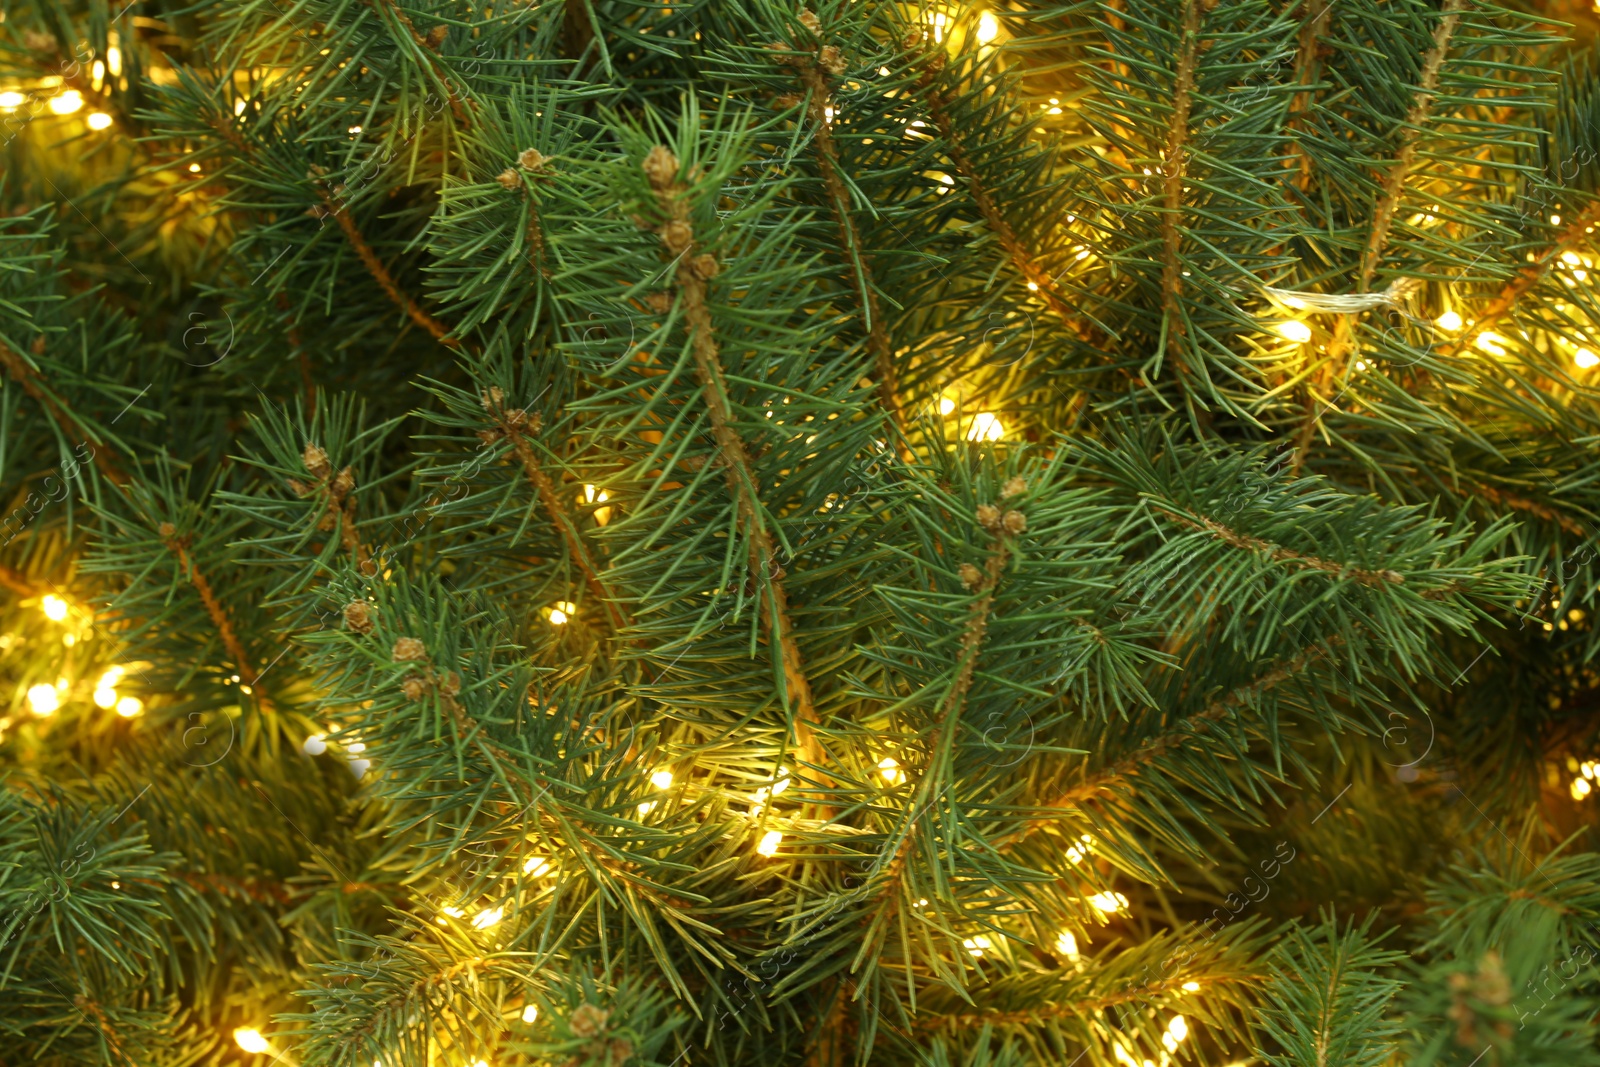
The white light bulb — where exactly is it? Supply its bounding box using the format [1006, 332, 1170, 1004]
[1275, 320, 1312, 344]
[41, 595, 69, 622]
[472, 906, 503, 930]
[650, 769, 674, 790]
[234, 1028, 271, 1054]
[757, 830, 783, 856]
[94, 688, 118, 709]
[48, 91, 84, 115]
[967, 412, 1004, 442]
[939, 396, 956, 416]
[1576, 349, 1598, 370]
[27, 684, 59, 716]
[523, 855, 553, 877]
[1055, 931, 1079, 958]
[1436, 310, 1463, 331]
[115, 696, 143, 718]
[522, 1004, 538, 1023]
[1088, 891, 1129, 914]
[303, 733, 327, 756]
[976, 12, 1000, 43]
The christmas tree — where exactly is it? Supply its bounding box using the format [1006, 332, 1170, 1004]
[7, 0, 1600, 1063]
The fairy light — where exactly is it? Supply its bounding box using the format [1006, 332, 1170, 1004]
[92, 59, 105, 88]
[27, 684, 59, 716]
[637, 801, 657, 815]
[1435, 310, 1463, 331]
[234, 1028, 271, 1054]
[967, 412, 1004, 442]
[1474, 332, 1508, 357]
[756, 830, 783, 856]
[939, 396, 956, 416]
[107, 46, 122, 76]
[1066, 833, 1094, 864]
[1088, 891, 1129, 915]
[48, 90, 84, 115]
[437, 905, 466, 925]
[41, 595, 69, 622]
[1576, 349, 1598, 370]
[976, 12, 1000, 43]
[1163, 1015, 1189, 1052]
[1552, 214, 1563, 225]
[0, 91, 24, 109]
[188, 162, 202, 173]
[582, 484, 612, 524]
[548, 601, 576, 625]
[115, 696, 143, 718]
[878, 757, 905, 785]
[86, 112, 112, 130]
[1583, 761, 1597, 780]
[348, 124, 362, 134]
[963, 935, 991, 958]
[1573, 777, 1591, 800]
[303, 733, 328, 755]
[1054, 931, 1079, 959]
[650, 769, 674, 789]
[522, 1004, 538, 1023]
[1182, 980, 1201, 992]
[523, 855, 553, 877]
[1275, 321, 1313, 344]
[471, 906, 503, 930]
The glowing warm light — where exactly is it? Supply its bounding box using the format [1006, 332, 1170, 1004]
[188, 162, 202, 173]
[107, 47, 122, 76]
[92, 60, 105, 88]
[437, 905, 466, 925]
[929, 10, 949, 42]
[1435, 310, 1463, 331]
[234, 1028, 271, 1054]
[976, 12, 1000, 43]
[650, 769, 674, 789]
[963, 935, 991, 958]
[472, 906, 503, 929]
[1584, 761, 1597, 780]
[1475, 332, 1508, 357]
[1067, 833, 1093, 864]
[1563, 251, 1583, 266]
[1088, 891, 1129, 914]
[1577, 349, 1599, 370]
[48, 91, 84, 115]
[304, 733, 328, 755]
[348, 124, 362, 134]
[967, 412, 1004, 442]
[86, 111, 112, 130]
[637, 801, 657, 815]
[549, 600, 576, 625]
[115, 695, 143, 718]
[523, 855, 552, 877]
[1182, 980, 1201, 992]
[94, 688, 118, 709]
[1573, 777, 1592, 800]
[1275, 320, 1313, 344]
[756, 830, 783, 856]
[1163, 1014, 1189, 1052]
[522, 1004, 538, 1023]
[878, 757, 905, 785]
[1055, 931, 1079, 958]
[939, 396, 956, 416]
[27, 684, 59, 716]
[0, 91, 24, 109]
[1552, 214, 1563, 225]
[41, 595, 69, 622]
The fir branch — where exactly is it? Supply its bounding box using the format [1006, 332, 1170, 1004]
[1159, 510, 1406, 588]
[363, 0, 472, 125]
[482, 394, 629, 632]
[1436, 199, 1600, 359]
[0, 339, 128, 486]
[1467, 480, 1590, 539]
[314, 187, 463, 349]
[918, 974, 1260, 1030]
[71, 994, 135, 1067]
[1019, 645, 1324, 826]
[158, 524, 269, 702]
[790, 47, 909, 443]
[643, 147, 824, 771]
[1156, 0, 1206, 405]
[1292, 0, 1466, 471]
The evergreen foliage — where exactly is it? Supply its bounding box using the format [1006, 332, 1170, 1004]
[4, 0, 1600, 1065]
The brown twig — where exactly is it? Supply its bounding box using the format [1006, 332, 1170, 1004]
[483, 394, 630, 632]
[0, 339, 128, 485]
[1160, 509, 1406, 588]
[1291, 0, 1466, 472]
[159, 525, 269, 703]
[1156, 0, 1206, 414]
[314, 187, 462, 348]
[641, 146, 825, 773]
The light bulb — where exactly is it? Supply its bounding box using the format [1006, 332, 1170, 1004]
[523, 855, 552, 877]
[770, 769, 791, 795]
[1573, 777, 1591, 800]
[522, 1004, 538, 1023]
[963, 935, 991, 958]
[1182, 980, 1201, 992]
[650, 769, 674, 790]
[98, 667, 125, 688]
[967, 412, 1004, 442]
[41, 595, 69, 622]
[637, 801, 657, 815]
[107, 46, 122, 76]
[94, 688, 118, 709]
[115, 696, 143, 718]
[188, 162, 202, 173]
[303, 733, 328, 756]
[86, 111, 112, 130]
[1088, 891, 1129, 914]
[1474, 332, 1508, 357]
[1552, 214, 1563, 225]
[472, 906, 503, 929]
[348, 124, 362, 134]
[48, 91, 84, 115]
[939, 396, 956, 416]
[233, 1028, 270, 1054]
[27, 685, 59, 716]
[976, 12, 1000, 43]
[0, 91, 24, 109]
[1436, 310, 1463, 331]
[1576, 349, 1598, 370]
[549, 600, 576, 625]
[1055, 931, 1079, 958]
[756, 830, 782, 856]
[878, 757, 905, 785]
[1584, 761, 1597, 780]
[1275, 320, 1313, 344]
[1167, 1015, 1188, 1042]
